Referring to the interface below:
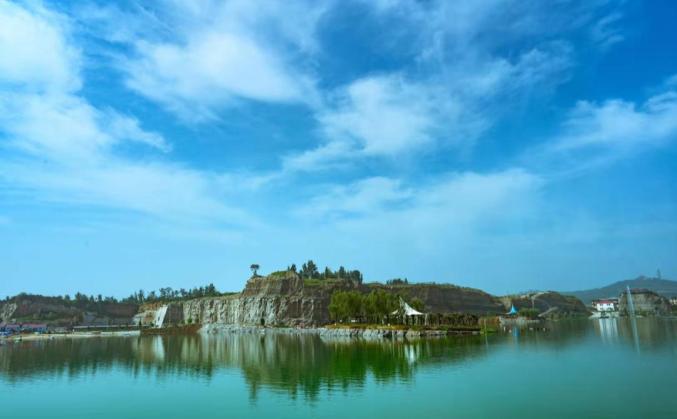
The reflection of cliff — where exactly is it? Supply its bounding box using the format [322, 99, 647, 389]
[0, 338, 138, 381]
[593, 318, 677, 350]
[0, 333, 486, 399]
[3, 321, 677, 397]
[130, 333, 492, 399]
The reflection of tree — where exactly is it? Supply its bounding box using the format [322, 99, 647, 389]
[0, 333, 488, 399]
[15, 322, 674, 399]
[3, 321, 676, 400]
[240, 335, 419, 400]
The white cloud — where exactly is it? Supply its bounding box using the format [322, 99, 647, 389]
[0, 1, 80, 92]
[299, 177, 412, 218]
[89, 0, 581, 168]
[319, 75, 439, 156]
[519, 77, 677, 176]
[0, 1, 255, 226]
[282, 141, 354, 172]
[0, 93, 171, 161]
[282, 74, 465, 171]
[126, 33, 308, 119]
[300, 169, 542, 224]
[551, 85, 677, 153]
[106, 112, 172, 152]
[3, 159, 254, 223]
[114, 0, 327, 120]
[289, 168, 544, 276]
[286, 42, 572, 170]
[285, 73, 451, 171]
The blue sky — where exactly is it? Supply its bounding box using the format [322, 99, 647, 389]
[1, 0, 676, 298]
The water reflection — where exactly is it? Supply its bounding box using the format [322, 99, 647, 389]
[2, 319, 675, 400]
[0, 333, 488, 399]
[590, 317, 677, 352]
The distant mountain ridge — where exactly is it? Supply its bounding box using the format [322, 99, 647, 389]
[564, 276, 677, 304]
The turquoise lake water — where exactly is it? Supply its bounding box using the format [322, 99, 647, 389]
[2, 318, 676, 418]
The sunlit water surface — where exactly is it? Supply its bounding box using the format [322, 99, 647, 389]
[2, 318, 676, 418]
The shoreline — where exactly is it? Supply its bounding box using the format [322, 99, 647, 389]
[2, 325, 485, 342]
[200, 324, 482, 339]
[2, 330, 140, 342]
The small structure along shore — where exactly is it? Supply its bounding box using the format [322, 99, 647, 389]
[2, 329, 140, 342]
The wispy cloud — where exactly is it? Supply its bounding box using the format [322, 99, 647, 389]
[0, 1, 256, 227]
[299, 169, 542, 224]
[515, 75, 677, 178]
[106, 0, 329, 120]
[0, 1, 80, 92]
[537, 77, 677, 171]
[288, 168, 545, 275]
[590, 12, 624, 50]
[285, 42, 573, 170]
[554, 95, 677, 152]
[298, 176, 412, 218]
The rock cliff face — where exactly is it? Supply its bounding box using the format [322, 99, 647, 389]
[137, 273, 340, 327]
[0, 295, 138, 325]
[367, 283, 505, 315]
[619, 289, 671, 315]
[140, 273, 511, 328]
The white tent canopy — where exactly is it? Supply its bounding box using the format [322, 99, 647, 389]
[392, 298, 424, 316]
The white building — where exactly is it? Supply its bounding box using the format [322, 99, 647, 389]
[592, 298, 618, 312]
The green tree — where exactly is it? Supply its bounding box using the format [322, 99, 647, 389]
[364, 290, 398, 324]
[329, 291, 364, 322]
[300, 260, 319, 279]
[409, 297, 425, 312]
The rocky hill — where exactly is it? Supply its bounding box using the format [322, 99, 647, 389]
[3, 271, 592, 329]
[618, 289, 672, 315]
[136, 272, 585, 328]
[564, 276, 677, 304]
[499, 291, 590, 318]
[135, 272, 360, 328]
[0, 295, 139, 326]
[366, 282, 505, 315]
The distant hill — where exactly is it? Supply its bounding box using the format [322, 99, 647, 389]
[564, 276, 677, 304]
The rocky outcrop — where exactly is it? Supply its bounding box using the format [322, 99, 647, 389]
[141, 273, 341, 328]
[0, 295, 138, 326]
[619, 289, 671, 315]
[367, 283, 505, 315]
[140, 272, 510, 328]
[500, 291, 590, 318]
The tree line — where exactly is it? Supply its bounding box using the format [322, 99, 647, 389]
[122, 283, 224, 304]
[4, 283, 227, 308]
[286, 260, 364, 284]
[328, 290, 424, 323]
